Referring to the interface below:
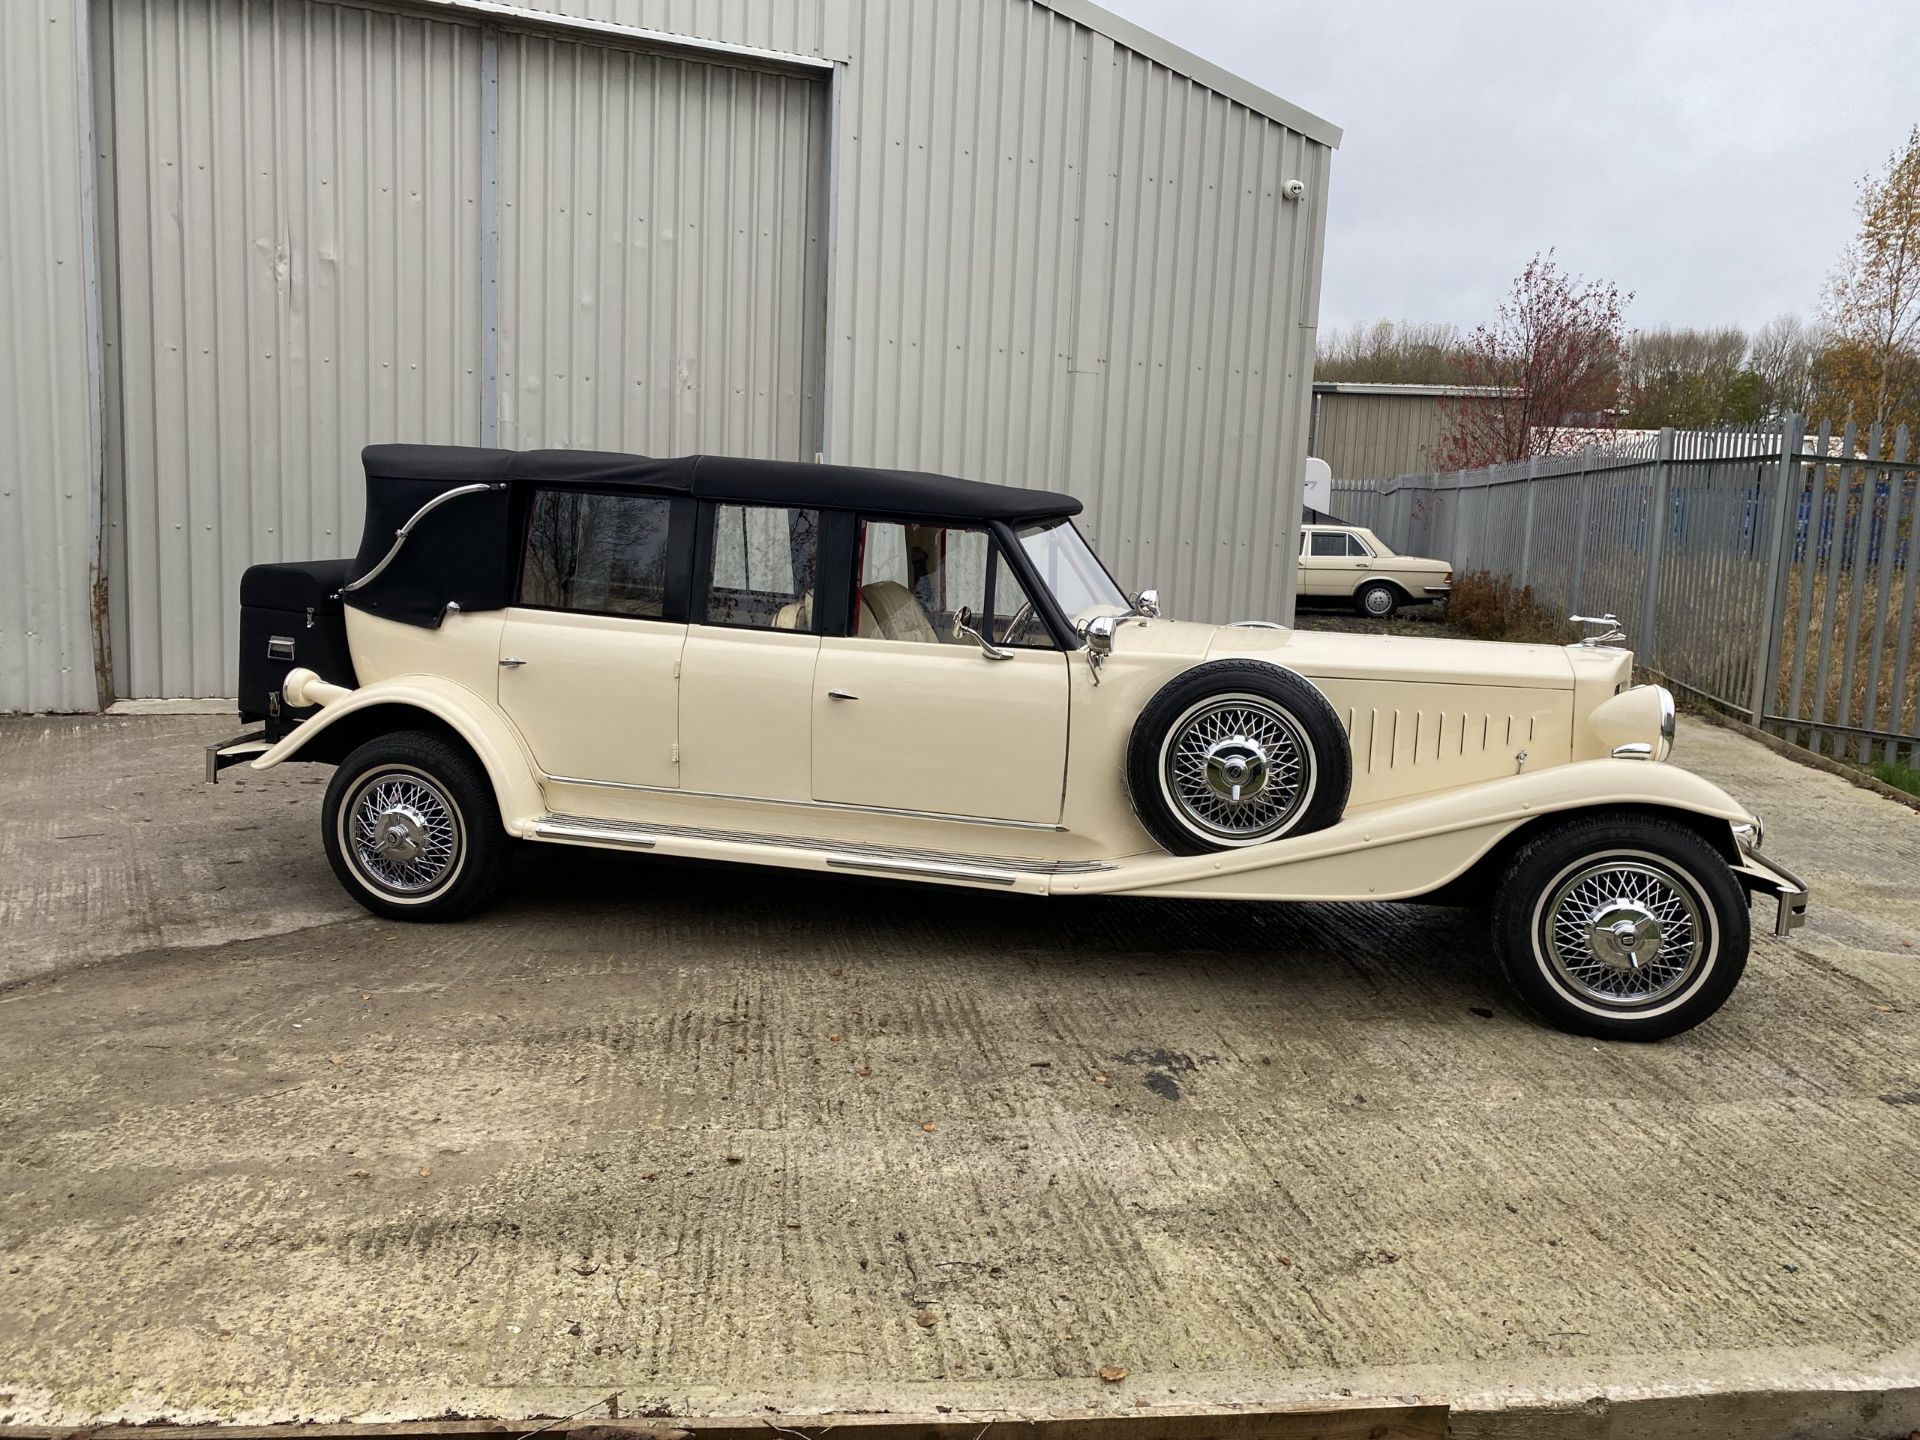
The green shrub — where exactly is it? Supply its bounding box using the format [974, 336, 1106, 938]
[1869, 761, 1920, 798]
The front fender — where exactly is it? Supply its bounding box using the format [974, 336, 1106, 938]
[1054, 759, 1755, 901]
[250, 675, 546, 833]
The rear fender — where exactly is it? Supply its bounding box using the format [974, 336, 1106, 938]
[249, 676, 545, 833]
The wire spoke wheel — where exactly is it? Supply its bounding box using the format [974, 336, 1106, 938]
[343, 765, 463, 897]
[1539, 856, 1706, 1008]
[1159, 694, 1311, 844]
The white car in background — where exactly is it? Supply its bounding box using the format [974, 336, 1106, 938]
[1298, 523, 1452, 619]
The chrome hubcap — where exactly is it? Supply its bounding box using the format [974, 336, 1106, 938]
[1543, 859, 1705, 1005]
[347, 769, 460, 894]
[1165, 697, 1308, 842]
[1365, 589, 1392, 614]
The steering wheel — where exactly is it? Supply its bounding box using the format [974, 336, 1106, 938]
[1000, 600, 1040, 646]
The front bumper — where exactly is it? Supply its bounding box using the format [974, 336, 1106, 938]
[1732, 837, 1810, 938]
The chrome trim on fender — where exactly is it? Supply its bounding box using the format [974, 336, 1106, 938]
[537, 773, 1068, 832]
[1656, 685, 1676, 761]
[338, 482, 506, 596]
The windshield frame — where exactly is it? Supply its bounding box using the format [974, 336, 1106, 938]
[1009, 517, 1132, 637]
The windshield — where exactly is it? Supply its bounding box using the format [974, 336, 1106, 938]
[1016, 519, 1130, 622]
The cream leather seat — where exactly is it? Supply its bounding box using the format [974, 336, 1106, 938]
[857, 580, 938, 643]
[773, 593, 813, 630]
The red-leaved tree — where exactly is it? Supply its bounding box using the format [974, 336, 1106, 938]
[1433, 252, 1631, 470]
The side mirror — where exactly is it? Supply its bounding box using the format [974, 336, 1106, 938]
[952, 605, 1013, 661]
[1132, 589, 1161, 619]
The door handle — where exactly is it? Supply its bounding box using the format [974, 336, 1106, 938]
[500, 657, 528, 668]
[827, 689, 858, 701]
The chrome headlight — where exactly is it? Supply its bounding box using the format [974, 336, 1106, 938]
[1591, 683, 1675, 761]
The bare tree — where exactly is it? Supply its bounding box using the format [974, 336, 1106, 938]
[1315, 320, 1468, 385]
[1624, 326, 1750, 428]
[1433, 252, 1631, 469]
[1820, 124, 1920, 441]
[1749, 314, 1819, 420]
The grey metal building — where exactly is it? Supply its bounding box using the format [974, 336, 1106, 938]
[1308, 382, 1511, 486]
[1, 0, 1339, 710]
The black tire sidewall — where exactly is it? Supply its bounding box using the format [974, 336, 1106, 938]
[1356, 582, 1399, 619]
[1491, 815, 1750, 1041]
[1126, 661, 1352, 855]
[322, 731, 507, 922]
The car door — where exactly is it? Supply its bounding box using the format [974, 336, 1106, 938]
[676, 500, 823, 804]
[496, 486, 686, 790]
[811, 519, 1069, 826]
[1299, 529, 1355, 596]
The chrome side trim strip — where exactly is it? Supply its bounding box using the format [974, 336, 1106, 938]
[538, 773, 1068, 832]
[532, 817, 657, 849]
[826, 854, 1018, 886]
[531, 813, 1114, 875]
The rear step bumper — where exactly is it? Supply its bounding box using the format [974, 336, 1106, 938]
[204, 729, 272, 783]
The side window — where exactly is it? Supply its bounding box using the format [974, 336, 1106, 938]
[1309, 531, 1347, 557]
[1347, 533, 1373, 558]
[852, 520, 1049, 648]
[519, 489, 672, 617]
[704, 503, 821, 629]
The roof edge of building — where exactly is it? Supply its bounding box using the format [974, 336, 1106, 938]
[1037, 0, 1342, 148]
[1312, 382, 1520, 398]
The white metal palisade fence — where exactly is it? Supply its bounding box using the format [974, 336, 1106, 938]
[1330, 417, 1920, 771]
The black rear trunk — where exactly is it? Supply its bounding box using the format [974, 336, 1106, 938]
[238, 560, 358, 738]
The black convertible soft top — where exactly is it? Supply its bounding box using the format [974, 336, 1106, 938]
[361, 444, 1082, 523]
[345, 445, 1081, 629]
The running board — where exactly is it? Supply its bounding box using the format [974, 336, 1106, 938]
[531, 816, 657, 849]
[527, 812, 1114, 887]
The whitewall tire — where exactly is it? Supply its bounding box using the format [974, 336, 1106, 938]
[322, 731, 509, 922]
[1491, 814, 1749, 1040]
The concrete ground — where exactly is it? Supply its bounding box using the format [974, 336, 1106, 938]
[1, 712, 1918, 1437]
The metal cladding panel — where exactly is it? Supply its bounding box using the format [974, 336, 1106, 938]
[494, 0, 1335, 625]
[0, 1, 100, 712]
[95, 0, 485, 699]
[1312, 392, 1449, 484]
[495, 31, 827, 458]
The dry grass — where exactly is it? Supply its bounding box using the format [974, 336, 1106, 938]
[1444, 571, 1581, 645]
[1772, 562, 1920, 762]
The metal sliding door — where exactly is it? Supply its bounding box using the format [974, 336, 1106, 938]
[95, 0, 827, 698]
[494, 31, 827, 461]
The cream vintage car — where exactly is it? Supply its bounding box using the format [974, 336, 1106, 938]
[1299, 523, 1452, 619]
[207, 445, 1806, 1041]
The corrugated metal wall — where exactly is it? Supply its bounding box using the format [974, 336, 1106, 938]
[94, 0, 487, 699]
[495, 30, 827, 457]
[0, 0, 102, 713]
[1310, 391, 1447, 484]
[4, 0, 1334, 706]
[506, 0, 1334, 625]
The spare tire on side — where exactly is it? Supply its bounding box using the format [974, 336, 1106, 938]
[1126, 660, 1352, 855]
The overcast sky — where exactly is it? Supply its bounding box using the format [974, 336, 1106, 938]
[1099, 0, 1920, 340]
